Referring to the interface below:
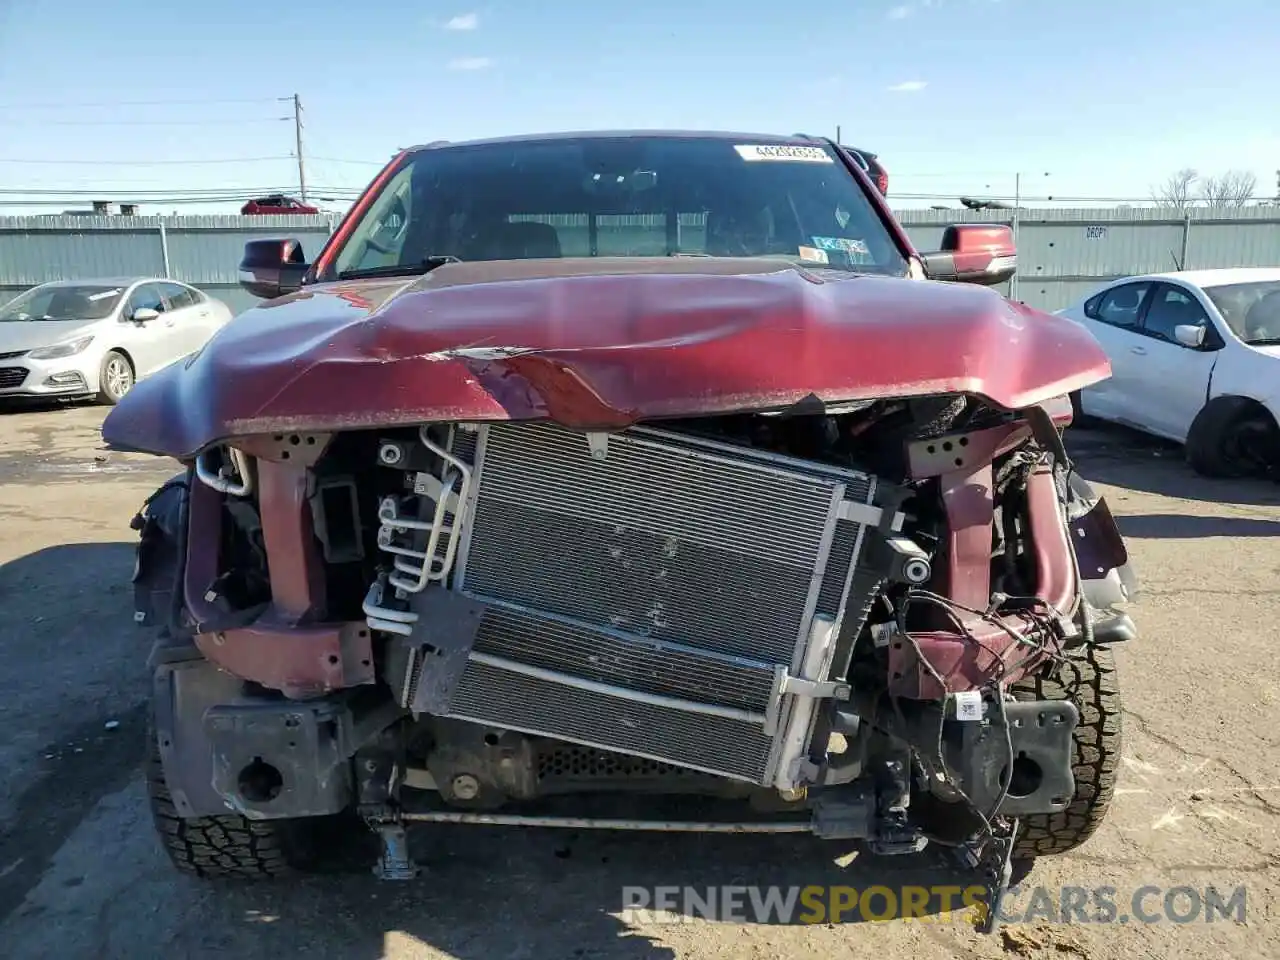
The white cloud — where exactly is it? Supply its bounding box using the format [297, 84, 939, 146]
[444, 12, 478, 30]
[887, 80, 928, 92]
[448, 56, 493, 70]
[887, 4, 913, 18]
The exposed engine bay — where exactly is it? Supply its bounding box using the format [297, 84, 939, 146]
[134, 393, 1135, 925]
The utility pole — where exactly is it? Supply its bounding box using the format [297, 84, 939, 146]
[1011, 173, 1022, 302]
[293, 93, 307, 203]
[836, 124, 842, 144]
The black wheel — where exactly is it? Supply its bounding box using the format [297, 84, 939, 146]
[1185, 396, 1280, 479]
[146, 723, 292, 879]
[1010, 642, 1121, 860]
[146, 716, 378, 879]
[96, 350, 135, 405]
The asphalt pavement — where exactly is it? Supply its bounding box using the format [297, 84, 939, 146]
[0, 404, 1276, 960]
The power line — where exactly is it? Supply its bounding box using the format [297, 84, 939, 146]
[0, 186, 309, 197]
[0, 156, 295, 166]
[0, 193, 364, 208]
[0, 97, 290, 109]
[2, 117, 291, 127]
[0, 199, 339, 208]
[888, 172, 1051, 180]
[311, 155, 390, 166]
[888, 191, 1207, 203]
[0, 181, 362, 191]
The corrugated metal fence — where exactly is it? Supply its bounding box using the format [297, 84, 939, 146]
[2, 207, 1279, 315]
[0, 215, 339, 314]
[896, 206, 1280, 310]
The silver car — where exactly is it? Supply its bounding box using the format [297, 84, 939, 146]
[0, 277, 234, 404]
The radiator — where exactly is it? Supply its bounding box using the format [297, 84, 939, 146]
[430, 423, 882, 786]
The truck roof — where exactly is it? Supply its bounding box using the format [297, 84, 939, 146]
[406, 129, 829, 153]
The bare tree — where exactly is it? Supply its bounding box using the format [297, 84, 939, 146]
[1200, 170, 1257, 208]
[1152, 168, 1199, 210]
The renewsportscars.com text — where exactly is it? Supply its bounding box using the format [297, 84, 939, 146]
[620, 884, 1248, 926]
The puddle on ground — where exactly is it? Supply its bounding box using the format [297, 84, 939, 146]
[0, 452, 177, 485]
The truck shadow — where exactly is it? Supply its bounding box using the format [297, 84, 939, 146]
[0, 542, 153, 929]
[1116, 513, 1280, 539]
[215, 827, 984, 958]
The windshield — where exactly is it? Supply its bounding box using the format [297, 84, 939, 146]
[326, 136, 907, 279]
[0, 283, 125, 322]
[1203, 280, 1280, 344]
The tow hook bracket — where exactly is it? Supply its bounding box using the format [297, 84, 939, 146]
[371, 820, 419, 881]
[810, 783, 873, 839]
[868, 755, 927, 856]
[1090, 610, 1138, 646]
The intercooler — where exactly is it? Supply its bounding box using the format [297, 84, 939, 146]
[399, 422, 885, 788]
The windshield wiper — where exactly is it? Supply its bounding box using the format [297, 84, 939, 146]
[1247, 337, 1280, 346]
[336, 255, 460, 281]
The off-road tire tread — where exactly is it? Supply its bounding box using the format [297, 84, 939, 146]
[145, 729, 293, 879]
[1010, 642, 1121, 859]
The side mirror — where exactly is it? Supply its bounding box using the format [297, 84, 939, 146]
[1174, 323, 1207, 348]
[918, 223, 1017, 286]
[238, 238, 308, 299]
[130, 307, 160, 323]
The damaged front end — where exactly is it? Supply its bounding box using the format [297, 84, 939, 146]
[132, 387, 1135, 927]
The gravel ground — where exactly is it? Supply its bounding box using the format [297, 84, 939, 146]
[0, 403, 1277, 960]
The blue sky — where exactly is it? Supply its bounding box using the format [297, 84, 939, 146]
[1, 0, 1278, 213]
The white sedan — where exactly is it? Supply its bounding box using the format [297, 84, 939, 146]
[0, 277, 234, 404]
[1057, 267, 1280, 477]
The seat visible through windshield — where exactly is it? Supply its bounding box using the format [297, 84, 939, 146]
[330, 136, 907, 279]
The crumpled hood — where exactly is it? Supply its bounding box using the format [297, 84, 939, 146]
[101, 257, 1111, 459]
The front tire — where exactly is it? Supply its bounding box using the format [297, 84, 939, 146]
[145, 716, 378, 879]
[96, 350, 134, 405]
[146, 727, 292, 879]
[1010, 643, 1121, 859]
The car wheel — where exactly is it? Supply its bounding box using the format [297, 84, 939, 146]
[96, 351, 135, 405]
[1185, 396, 1280, 479]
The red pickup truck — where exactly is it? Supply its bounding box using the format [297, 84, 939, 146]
[241, 194, 320, 215]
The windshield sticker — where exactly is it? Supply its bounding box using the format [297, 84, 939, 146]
[812, 236, 870, 256]
[797, 246, 829, 264]
[734, 144, 833, 164]
[88, 288, 122, 301]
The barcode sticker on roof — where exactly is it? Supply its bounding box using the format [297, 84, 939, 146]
[734, 144, 833, 163]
